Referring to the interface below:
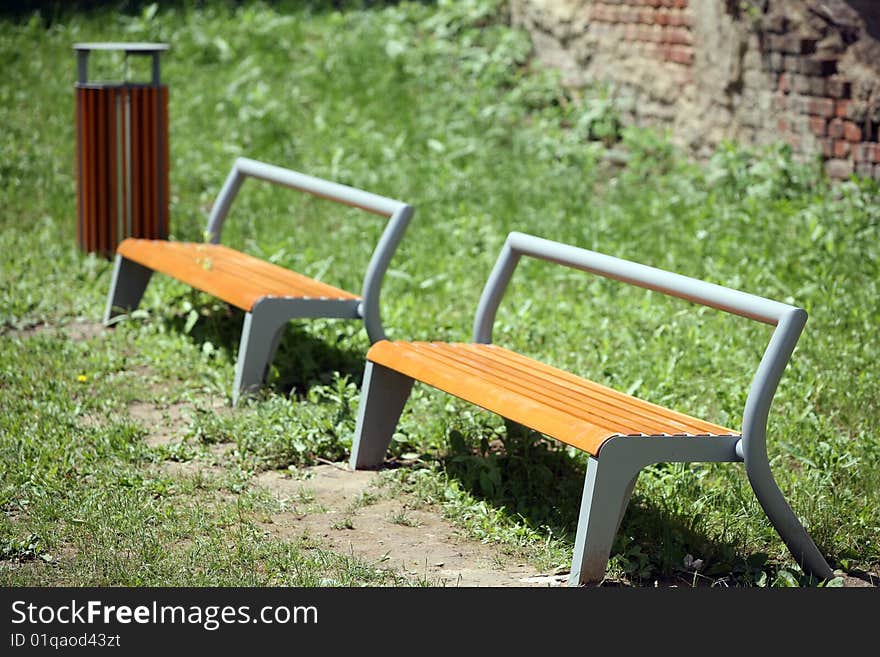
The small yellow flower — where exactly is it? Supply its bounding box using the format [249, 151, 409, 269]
[77, 374, 88, 382]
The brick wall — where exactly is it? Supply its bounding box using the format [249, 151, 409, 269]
[510, 0, 880, 180]
[762, 15, 880, 179]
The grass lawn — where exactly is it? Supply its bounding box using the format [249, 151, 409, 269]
[1, 0, 878, 587]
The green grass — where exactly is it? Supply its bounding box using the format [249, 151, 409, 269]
[1, 0, 878, 586]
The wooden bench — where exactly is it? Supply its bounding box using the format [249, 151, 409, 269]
[104, 157, 413, 404]
[350, 231, 833, 585]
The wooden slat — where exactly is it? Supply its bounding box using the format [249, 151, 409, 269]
[404, 342, 653, 435]
[97, 88, 107, 257]
[144, 86, 156, 239]
[465, 344, 729, 436]
[140, 241, 343, 299]
[131, 88, 142, 240]
[159, 86, 169, 238]
[107, 88, 118, 257]
[116, 239, 359, 311]
[121, 88, 129, 240]
[366, 340, 738, 456]
[85, 88, 96, 253]
[75, 88, 84, 251]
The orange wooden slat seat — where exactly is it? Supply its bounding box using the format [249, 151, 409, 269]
[104, 157, 414, 404]
[117, 238, 359, 311]
[366, 340, 737, 456]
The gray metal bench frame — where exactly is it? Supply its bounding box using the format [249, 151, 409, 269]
[104, 157, 413, 404]
[351, 231, 833, 585]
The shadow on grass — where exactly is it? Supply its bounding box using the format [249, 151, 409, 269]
[440, 420, 754, 585]
[163, 304, 367, 398]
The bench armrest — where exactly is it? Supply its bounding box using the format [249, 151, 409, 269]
[472, 231, 807, 481]
[204, 157, 413, 342]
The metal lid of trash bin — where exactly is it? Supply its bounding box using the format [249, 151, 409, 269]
[73, 42, 169, 53]
[74, 43, 169, 85]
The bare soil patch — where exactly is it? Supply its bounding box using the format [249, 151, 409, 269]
[255, 466, 558, 587]
[129, 400, 191, 448]
[15, 319, 106, 342]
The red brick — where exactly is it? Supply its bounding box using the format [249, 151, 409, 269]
[674, 11, 693, 27]
[656, 9, 669, 25]
[808, 116, 827, 136]
[844, 121, 862, 142]
[852, 143, 872, 163]
[668, 45, 694, 65]
[835, 100, 851, 118]
[665, 26, 692, 45]
[777, 118, 788, 133]
[871, 143, 880, 164]
[828, 118, 845, 139]
[674, 0, 688, 8]
[785, 133, 803, 151]
[778, 74, 790, 93]
[825, 159, 853, 179]
[807, 96, 834, 117]
[833, 140, 850, 158]
[819, 138, 834, 158]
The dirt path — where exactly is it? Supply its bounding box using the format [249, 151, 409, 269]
[126, 397, 561, 587]
[255, 466, 560, 587]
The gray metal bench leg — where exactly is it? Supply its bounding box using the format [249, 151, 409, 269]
[569, 456, 641, 586]
[232, 306, 291, 406]
[103, 255, 153, 325]
[350, 361, 414, 469]
[266, 324, 287, 370]
[747, 460, 834, 579]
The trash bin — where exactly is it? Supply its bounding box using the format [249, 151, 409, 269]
[74, 42, 169, 258]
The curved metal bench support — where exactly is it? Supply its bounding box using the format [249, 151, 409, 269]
[106, 157, 413, 402]
[205, 157, 413, 343]
[472, 231, 833, 582]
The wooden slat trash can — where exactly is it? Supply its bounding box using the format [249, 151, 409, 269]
[74, 42, 169, 259]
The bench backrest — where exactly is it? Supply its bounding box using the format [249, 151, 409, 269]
[204, 157, 413, 343]
[472, 231, 807, 476]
